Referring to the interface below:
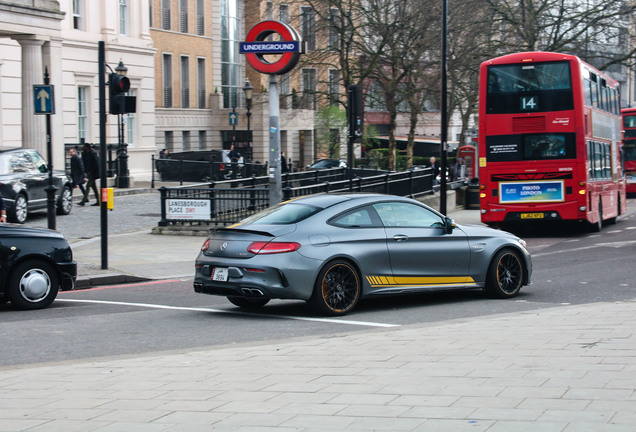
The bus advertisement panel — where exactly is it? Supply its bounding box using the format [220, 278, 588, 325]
[478, 52, 626, 232]
[622, 108, 636, 194]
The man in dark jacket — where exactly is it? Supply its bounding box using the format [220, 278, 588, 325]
[81, 144, 100, 206]
[69, 147, 87, 206]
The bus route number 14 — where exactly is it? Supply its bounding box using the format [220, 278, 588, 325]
[521, 96, 538, 111]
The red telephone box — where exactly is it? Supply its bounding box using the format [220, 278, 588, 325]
[457, 145, 476, 180]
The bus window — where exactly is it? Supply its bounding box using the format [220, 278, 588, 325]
[584, 79, 593, 106]
[486, 61, 573, 114]
[523, 133, 575, 160]
[623, 115, 636, 129]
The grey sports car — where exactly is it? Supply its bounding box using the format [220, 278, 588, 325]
[193, 193, 532, 316]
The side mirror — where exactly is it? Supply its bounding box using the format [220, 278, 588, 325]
[444, 217, 456, 234]
[38, 164, 48, 173]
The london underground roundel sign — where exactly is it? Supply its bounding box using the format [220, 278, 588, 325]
[240, 21, 304, 75]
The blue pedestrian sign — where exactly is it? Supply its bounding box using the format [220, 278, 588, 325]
[229, 111, 238, 126]
[33, 85, 55, 115]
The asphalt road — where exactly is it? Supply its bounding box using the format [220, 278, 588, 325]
[2, 198, 635, 367]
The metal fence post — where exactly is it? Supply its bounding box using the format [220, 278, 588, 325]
[158, 187, 168, 226]
[208, 182, 216, 217]
[151, 154, 156, 189]
[385, 173, 390, 194]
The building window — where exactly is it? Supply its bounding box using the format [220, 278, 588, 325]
[279, 4, 289, 24]
[126, 89, 135, 147]
[78, 86, 88, 141]
[196, 0, 204, 35]
[220, 0, 242, 109]
[180, 0, 188, 33]
[119, 0, 128, 35]
[163, 54, 173, 107]
[301, 68, 317, 110]
[328, 69, 340, 106]
[72, 0, 83, 30]
[328, 8, 339, 49]
[197, 58, 206, 108]
[181, 56, 190, 108]
[165, 131, 174, 152]
[182, 131, 191, 150]
[301, 7, 316, 51]
[162, 0, 171, 30]
[266, 1, 273, 19]
[199, 130, 206, 149]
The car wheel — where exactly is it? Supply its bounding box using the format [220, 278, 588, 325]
[9, 193, 28, 224]
[485, 248, 524, 299]
[7, 260, 59, 310]
[57, 185, 73, 215]
[227, 296, 270, 309]
[310, 260, 361, 316]
[589, 201, 602, 232]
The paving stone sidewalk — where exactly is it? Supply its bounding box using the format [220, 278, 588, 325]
[1, 300, 635, 431]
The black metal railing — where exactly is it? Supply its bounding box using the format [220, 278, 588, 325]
[157, 167, 435, 227]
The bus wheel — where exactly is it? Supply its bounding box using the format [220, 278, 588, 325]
[589, 201, 602, 233]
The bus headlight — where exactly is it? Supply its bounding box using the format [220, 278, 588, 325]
[579, 206, 586, 212]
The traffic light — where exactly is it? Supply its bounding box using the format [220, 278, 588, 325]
[109, 73, 136, 114]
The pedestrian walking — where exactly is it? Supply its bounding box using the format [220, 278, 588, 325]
[280, 152, 289, 173]
[81, 144, 100, 206]
[69, 147, 87, 206]
[157, 149, 169, 180]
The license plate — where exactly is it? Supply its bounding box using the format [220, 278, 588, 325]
[521, 212, 544, 219]
[211, 267, 229, 281]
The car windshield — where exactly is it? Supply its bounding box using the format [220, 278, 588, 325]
[240, 202, 321, 225]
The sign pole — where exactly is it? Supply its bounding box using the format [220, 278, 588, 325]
[43, 69, 57, 230]
[268, 75, 281, 205]
[98, 41, 108, 269]
[240, 20, 304, 205]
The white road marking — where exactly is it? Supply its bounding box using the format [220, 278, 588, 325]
[533, 239, 636, 258]
[56, 299, 401, 328]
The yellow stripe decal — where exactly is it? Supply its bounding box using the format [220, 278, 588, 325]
[366, 275, 476, 287]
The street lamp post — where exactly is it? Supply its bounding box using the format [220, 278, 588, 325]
[243, 78, 253, 162]
[115, 60, 130, 188]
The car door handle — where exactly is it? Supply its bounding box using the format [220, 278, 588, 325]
[393, 234, 409, 242]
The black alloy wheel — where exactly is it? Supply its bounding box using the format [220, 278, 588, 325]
[311, 260, 361, 316]
[485, 249, 524, 299]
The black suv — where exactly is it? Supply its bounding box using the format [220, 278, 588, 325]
[0, 149, 73, 223]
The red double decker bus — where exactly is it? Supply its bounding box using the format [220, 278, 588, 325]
[478, 52, 626, 231]
[622, 107, 636, 194]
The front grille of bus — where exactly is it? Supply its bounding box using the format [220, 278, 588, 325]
[512, 116, 545, 133]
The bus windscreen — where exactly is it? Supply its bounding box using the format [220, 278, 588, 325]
[486, 61, 573, 114]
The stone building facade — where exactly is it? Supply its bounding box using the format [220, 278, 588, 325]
[0, 0, 156, 180]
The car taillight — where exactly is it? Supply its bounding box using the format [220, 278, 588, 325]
[247, 241, 301, 254]
[220, 163, 225, 170]
[201, 239, 210, 252]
